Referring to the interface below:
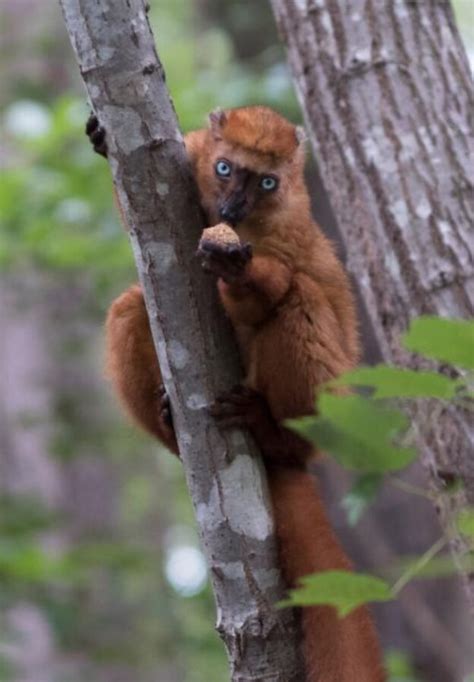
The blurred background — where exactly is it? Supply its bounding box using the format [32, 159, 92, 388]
[0, 1, 473, 681]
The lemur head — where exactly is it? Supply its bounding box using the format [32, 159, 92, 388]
[197, 106, 306, 227]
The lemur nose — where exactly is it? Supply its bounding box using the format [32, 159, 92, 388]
[219, 198, 247, 225]
[219, 205, 237, 224]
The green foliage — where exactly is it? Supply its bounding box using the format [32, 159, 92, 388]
[1, 97, 130, 283]
[0, 541, 68, 585]
[280, 570, 393, 617]
[341, 474, 383, 526]
[289, 394, 416, 473]
[385, 649, 420, 682]
[332, 365, 460, 399]
[403, 316, 474, 370]
[287, 314, 472, 617]
[456, 508, 474, 539]
[0, 495, 58, 538]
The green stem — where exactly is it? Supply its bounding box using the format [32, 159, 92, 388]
[389, 476, 434, 500]
[391, 536, 447, 596]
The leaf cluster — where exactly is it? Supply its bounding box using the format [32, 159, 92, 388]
[284, 316, 474, 619]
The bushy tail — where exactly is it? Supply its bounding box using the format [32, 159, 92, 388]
[267, 467, 386, 682]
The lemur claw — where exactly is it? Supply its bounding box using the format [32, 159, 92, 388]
[157, 383, 173, 428]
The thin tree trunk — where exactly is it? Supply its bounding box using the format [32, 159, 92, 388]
[59, 1, 304, 679]
[270, 0, 474, 608]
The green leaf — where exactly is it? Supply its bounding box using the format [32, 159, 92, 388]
[280, 570, 393, 617]
[403, 316, 474, 370]
[385, 649, 419, 681]
[0, 541, 68, 583]
[456, 508, 474, 538]
[289, 395, 416, 473]
[332, 365, 459, 399]
[342, 474, 383, 526]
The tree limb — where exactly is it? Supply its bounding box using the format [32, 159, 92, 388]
[59, 0, 303, 678]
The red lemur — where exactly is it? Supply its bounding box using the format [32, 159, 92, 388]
[87, 106, 385, 682]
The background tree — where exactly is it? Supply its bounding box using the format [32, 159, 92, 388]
[270, 0, 474, 607]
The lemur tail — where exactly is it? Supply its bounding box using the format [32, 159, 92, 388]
[267, 467, 386, 682]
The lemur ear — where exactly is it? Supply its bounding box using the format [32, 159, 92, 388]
[208, 108, 227, 139]
[295, 125, 307, 146]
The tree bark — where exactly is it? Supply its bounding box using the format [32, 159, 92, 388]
[59, 1, 304, 679]
[270, 0, 474, 607]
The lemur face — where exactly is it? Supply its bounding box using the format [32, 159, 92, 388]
[213, 157, 279, 226]
[198, 106, 304, 229]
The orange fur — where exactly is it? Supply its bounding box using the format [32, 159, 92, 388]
[105, 106, 385, 681]
[105, 285, 177, 453]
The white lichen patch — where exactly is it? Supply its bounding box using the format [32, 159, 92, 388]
[97, 45, 116, 63]
[144, 241, 177, 275]
[362, 127, 397, 175]
[168, 340, 190, 369]
[417, 126, 436, 154]
[353, 47, 371, 64]
[156, 340, 172, 381]
[179, 431, 193, 448]
[344, 147, 356, 167]
[211, 561, 280, 589]
[384, 251, 402, 278]
[294, 0, 308, 11]
[88, 84, 102, 100]
[393, 0, 409, 19]
[389, 199, 409, 228]
[399, 132, 418, 163]
[438, 219, 452, 239]
[320, 10, 333, 35]
[415, 197, 432, 220]
[361, 136, 379, 163]
[197, 455, 273, 541]
[103, 105, 144, 154]
[186, 394, 208, 411]
[156, 182, 169, 197]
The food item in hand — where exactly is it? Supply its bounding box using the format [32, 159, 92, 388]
[200, 223, 240, 248]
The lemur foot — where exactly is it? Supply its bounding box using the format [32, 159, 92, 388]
[197, 241, 252, 283]
[210, 385, 271, 430]
[85, 112, 108, 158]
[210, 385, 310, 468]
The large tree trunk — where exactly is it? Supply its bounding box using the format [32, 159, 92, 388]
[59, 1, 303, 679]
[270, 0, 474, 606]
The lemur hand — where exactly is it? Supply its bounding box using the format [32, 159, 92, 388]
[85, 112, 108, 158]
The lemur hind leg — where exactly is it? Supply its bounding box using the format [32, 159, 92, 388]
[105, 284, 178, 454]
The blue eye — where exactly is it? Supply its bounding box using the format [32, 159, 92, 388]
[260, 176, 278, 191]
[215, 160, 232, 177]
